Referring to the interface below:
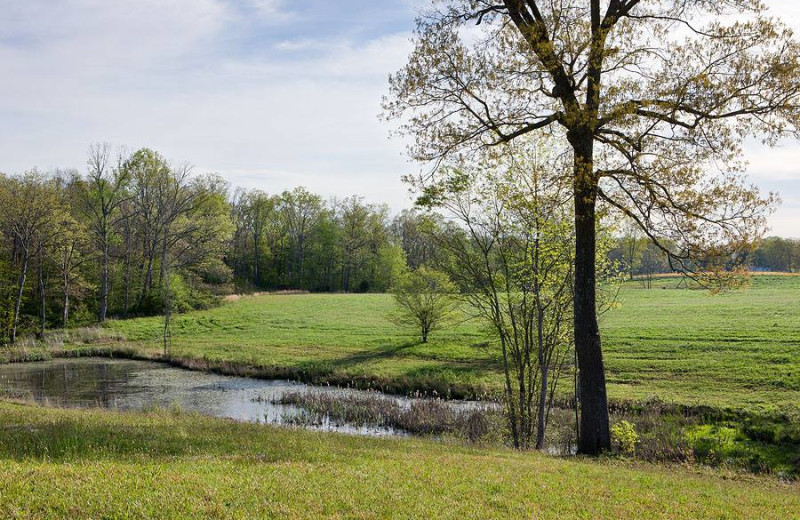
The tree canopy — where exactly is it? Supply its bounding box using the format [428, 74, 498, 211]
[385, 0, 796, 453]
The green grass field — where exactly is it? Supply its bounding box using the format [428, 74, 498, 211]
[603, 275, 800, 415]
[0, 401, 796, 519]
[79, 274, 800, 418]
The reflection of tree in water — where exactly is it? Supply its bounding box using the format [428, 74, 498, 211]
[62, 362, 68, 406]
[98, 362, 110, 407]
[9, 360, 129, 408]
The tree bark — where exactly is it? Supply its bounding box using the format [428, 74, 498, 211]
[99, 236, 109, 322]
[63, 269, 70, 328]
[140, 240, 156, 305]
[11, 255, 29, 344]
[536, 361, 548, 450]
[571, 133, 611, 454]
[123, 221, 132, 318]
[253, 231, 260, 287]
[38, 254, 46, 337]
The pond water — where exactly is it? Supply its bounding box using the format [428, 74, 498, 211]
[0, 357, 483, 437]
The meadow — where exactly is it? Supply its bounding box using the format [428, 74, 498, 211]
[1, 274, 799, 516]
[0, 401, 796, 519]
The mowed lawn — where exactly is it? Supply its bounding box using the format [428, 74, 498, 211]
[95, 275, 800, 416]
[0, 401, 796, 519]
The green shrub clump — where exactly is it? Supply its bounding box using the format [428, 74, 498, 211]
[612, 420, 640, 456]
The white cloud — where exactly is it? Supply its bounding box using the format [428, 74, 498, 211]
[248, 0, 291, 19]
[743, 140, 800, 183]
[0, 0, 416, 208]
[0, 0, 797, 228]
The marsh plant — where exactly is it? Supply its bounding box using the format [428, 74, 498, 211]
[275, 391, 504, 442]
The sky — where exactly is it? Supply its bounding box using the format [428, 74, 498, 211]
[0, 0, 798, 237]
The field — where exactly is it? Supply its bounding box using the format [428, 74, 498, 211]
[0, 401, 796, 519]
[603, 274, 800, 415]
[74, 274, 800, 418]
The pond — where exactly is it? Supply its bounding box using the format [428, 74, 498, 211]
[0, 357, 489, 437]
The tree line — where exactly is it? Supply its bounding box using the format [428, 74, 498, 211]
[0, 146, 234, 344]
[608, 233, 800, 284]
[0, 145, 453, 344]
[749, 237, 800, 273]
[228, 189, 409, 294]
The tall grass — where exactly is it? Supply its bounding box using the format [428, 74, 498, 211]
[275, 391, 504, 442]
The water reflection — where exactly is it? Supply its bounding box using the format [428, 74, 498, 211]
[0, 358, 479, 437]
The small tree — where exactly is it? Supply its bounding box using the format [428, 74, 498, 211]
[418, 141, 575, 450]
[418, 138, 622, 450]
[390, 267, 456, 343]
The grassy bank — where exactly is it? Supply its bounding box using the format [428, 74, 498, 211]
[0, 401, 796, 519]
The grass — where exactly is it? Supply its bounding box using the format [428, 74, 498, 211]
[4, 275, 796, 413]
[602, 275, 800, 417]
[0, 400, 796, 519]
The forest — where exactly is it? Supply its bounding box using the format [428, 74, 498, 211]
[1, 144, 795, 344]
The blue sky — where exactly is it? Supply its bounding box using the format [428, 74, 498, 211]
[0, 0, 798, 237]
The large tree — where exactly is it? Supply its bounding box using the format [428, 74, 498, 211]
[385, 0, 796, 453]
[83, 143, 130, 322]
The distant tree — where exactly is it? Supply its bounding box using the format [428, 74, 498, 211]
[281, 187, 323, 288]
[122, 148, 173, 307]
[385, 0, 791, 454]
[390, 210, 442, 269]
[638, 242, 670, 289]
[390, 267, 457, 343]
[0, 172, 64, 343]
[116, 197, 137, 317]
[620, 220, 645, 280]
[752, 236, 799, 272]
[337, 196, 373, 292]
[51, 213, 90, 328]
[82, 143, 130, 322]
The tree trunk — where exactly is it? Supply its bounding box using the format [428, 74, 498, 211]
[123, 224, 131, 318]
[158, 234, 167, 288]
[63, 271, 70, 328]
[298, 234, 305, 288]
[141, 244, 155, 305]
[571, 134, 610, 455]
[253, 231, 260, 287]
[536, 364, 548, 450]
[99, 236, 109, 322]
[11, 255, 29, 344]
[38, 255, 46, 337]
[163, 266, 171, 357]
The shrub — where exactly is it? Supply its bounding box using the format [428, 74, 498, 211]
[611, 420, 639, 456]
